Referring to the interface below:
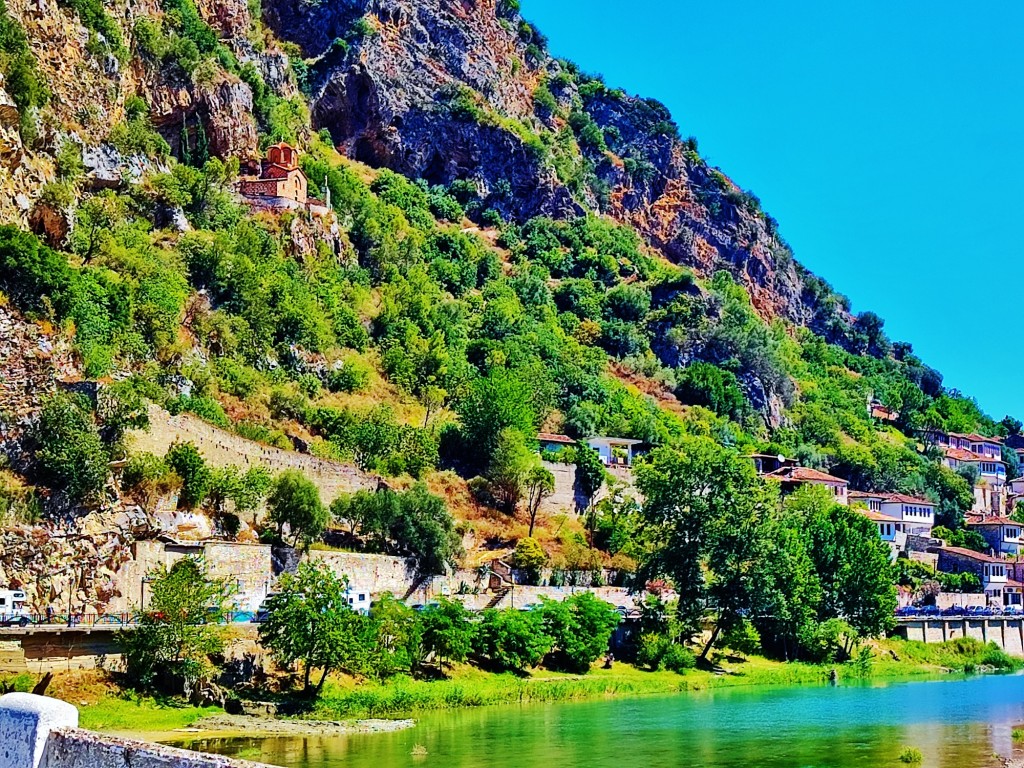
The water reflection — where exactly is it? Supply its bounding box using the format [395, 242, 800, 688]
[180, 675, 1024, 768]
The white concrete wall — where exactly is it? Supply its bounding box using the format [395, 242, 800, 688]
[0, 694, 271, 768]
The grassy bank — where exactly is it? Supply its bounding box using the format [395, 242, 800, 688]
[1, 671, 222, 734]
[77, 695, 221, 733]
[311, 637, 1022, 719]
[7, 637, 1018, 733]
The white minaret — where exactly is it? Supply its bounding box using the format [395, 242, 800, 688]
[325, 176, 331, 209]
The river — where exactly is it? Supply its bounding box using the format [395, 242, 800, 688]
[180, 674, 1024, 767]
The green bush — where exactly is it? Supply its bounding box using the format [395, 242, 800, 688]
[27, 393, 108, 502]
[898, 747, 922, 764]
[662, 644, 696, 673]
[0, 0, 49, 129]
[165, 442, 210, 509]
[57, 0, 127, 60]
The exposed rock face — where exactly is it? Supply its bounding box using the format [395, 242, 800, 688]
[0, 507, 147, 613]
[262, 0, 842, 329]
[0, 0, 262, 223]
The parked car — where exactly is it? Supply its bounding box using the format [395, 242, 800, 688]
[0, 590, 30, 627]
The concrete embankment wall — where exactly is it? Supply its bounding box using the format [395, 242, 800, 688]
[128, 406, 378, 505]
[895, 617, 1024, 655]
[0, 693, 271, 768]
[540, 461, 639, 514]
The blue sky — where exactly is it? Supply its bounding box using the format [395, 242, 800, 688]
[520, 1, 1023, 420]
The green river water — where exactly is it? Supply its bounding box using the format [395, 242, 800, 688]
[181, 675, 1024, 767]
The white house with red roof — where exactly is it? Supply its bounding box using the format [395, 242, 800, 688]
[966, 516, 1023, 558]
[849, 491, 935, 537]
[925, 430, 1007, 516]
[766, 466, 848, 505]
[935, 546, 1012, 605]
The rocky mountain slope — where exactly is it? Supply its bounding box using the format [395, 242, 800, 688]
[265, 0, 842, 330]
[1, 0, 847, 335]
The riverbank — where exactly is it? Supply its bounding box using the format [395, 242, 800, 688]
[15, 635, 1020, 739]
[304, 642, 949, 720]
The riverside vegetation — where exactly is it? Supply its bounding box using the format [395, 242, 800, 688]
[1, 0, 1024, 732]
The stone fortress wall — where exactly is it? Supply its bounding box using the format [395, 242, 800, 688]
[127, 406, 379, 505]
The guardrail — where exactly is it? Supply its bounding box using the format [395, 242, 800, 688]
[0, 611, 258, 628]
[895, 609, 1024, 620]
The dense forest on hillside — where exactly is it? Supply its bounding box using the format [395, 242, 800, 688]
[0, 0, 1018, 664]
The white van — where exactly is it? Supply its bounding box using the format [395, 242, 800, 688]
[0, 590, 30, 627]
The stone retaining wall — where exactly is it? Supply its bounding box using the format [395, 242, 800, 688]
[894, 616, 1024, 655]
[128, 406, 378, 505]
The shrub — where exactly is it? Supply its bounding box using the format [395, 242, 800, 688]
[28, 393, 108, 502]
[533, 81, 557, 115]
[898, 747, 923, 764]
[635, 632, 669, 670]
[57, 0, 127, 60]
[165, 442, 210, 509]
[662, 643, 696, 673]
[326, 360, 371, 393]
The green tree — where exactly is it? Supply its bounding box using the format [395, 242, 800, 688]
[634, 439, 772, 658]
[750, 513, 822, 661]
[791, 485, 897, 638]
[258, 561, 370, 695]
[525, 464, 555, 536]
[366, 594, 422, 678]
[28, 393, 108, 503]
[719, 620, 761, 658]
[267, 470, 328, 550]
[165, 442, 210, 509]
[675, 362, 747, 422]
[473, 608, 551, 672]
[420, 597, 475, 669]
[514, 537, 547, 584]
[538, 592, 620, 673]
[332, 485, 460, 574]
[574, 444, 606, 511]
[117, 557, 232, 696]
[487, 428, 536, 513]
[456, 370, 538, 469]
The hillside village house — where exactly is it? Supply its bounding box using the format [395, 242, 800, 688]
[765, 466, 849, 505]
[869, 399, 899, 424]
[747, 453, 796, 476]
[849, 492, 936, 537]
[934, 546, 1019, 606]
[239, 142, 331, 216]
[537, 433, 576, 454]
[586, 437, 644, 467]
[966, 516, 1023, 558]
[922, 430, 1007, 516]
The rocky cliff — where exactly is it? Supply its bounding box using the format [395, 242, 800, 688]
[0, 0, 848, 332]
[262, 0, 845, 330]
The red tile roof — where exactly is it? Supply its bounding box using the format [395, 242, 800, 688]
[944, 447, 984, 462]
[966, 433, 1003, 444]
[966, 517, 1021, 527]
[936, 546, 1003, 563]
[767, 466, 847, 485]
[537, 433, 576, 445]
